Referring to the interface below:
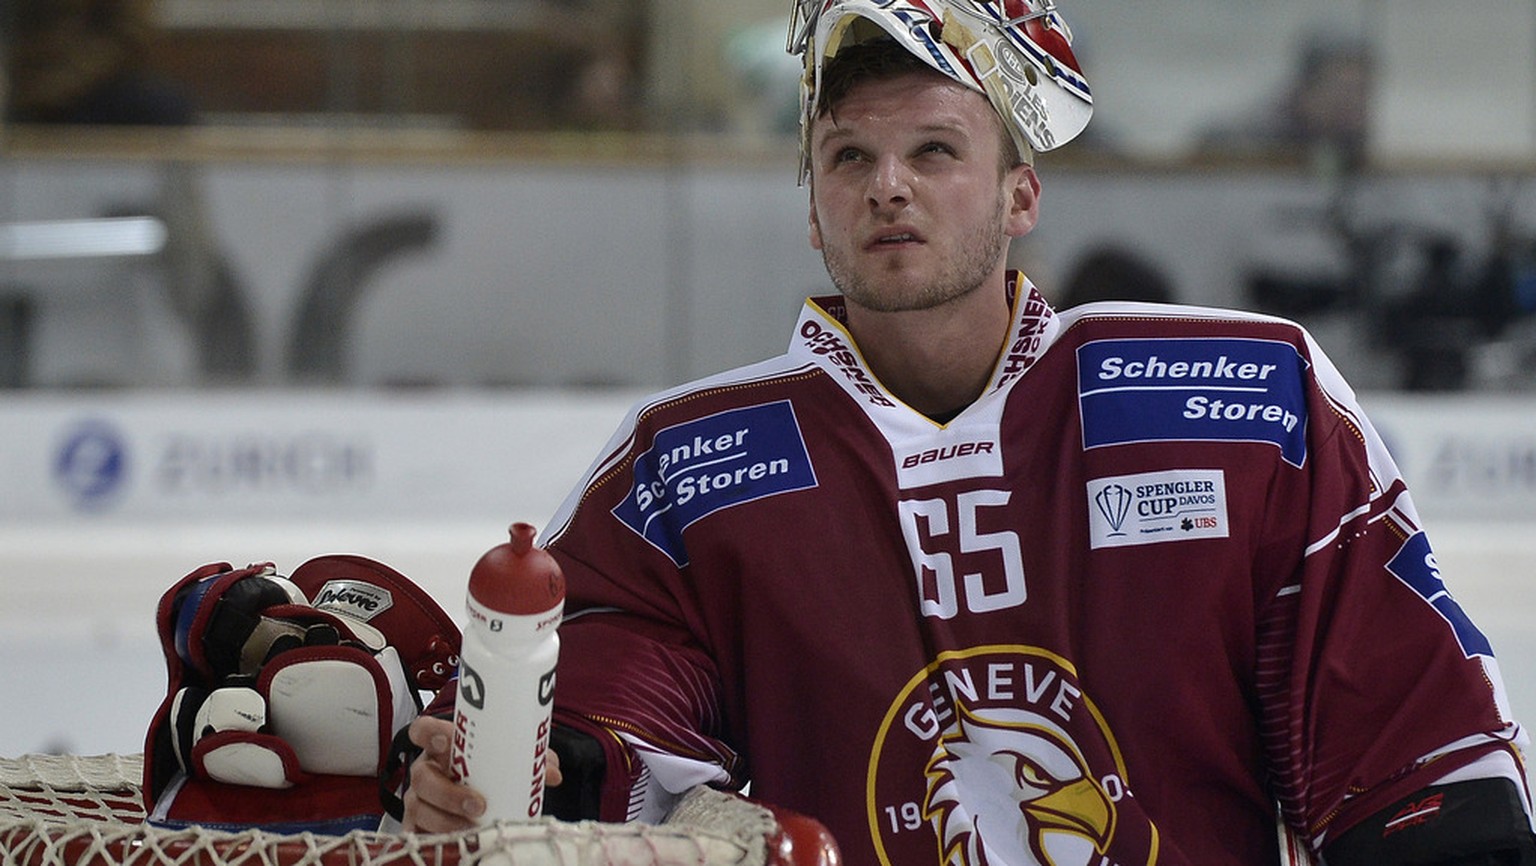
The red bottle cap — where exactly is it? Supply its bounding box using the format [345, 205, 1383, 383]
[468, 523, 566, 615]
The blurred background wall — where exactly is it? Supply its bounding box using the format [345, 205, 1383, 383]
[1, 0, 1535, 763]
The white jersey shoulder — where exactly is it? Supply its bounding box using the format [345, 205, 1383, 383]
[541, 352, 816, 545]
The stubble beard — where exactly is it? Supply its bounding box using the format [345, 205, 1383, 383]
[820, 193, 1010, 314]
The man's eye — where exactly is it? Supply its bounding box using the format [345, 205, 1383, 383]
[920, 142, 955, 156]
[834, 147, 864, 163]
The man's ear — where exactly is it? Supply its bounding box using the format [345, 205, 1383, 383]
[808, 189, 824, 251]
[1004, 165, 1042, 239]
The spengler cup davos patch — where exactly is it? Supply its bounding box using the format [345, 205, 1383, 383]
[1077, 337, 1309, 467]
[1087, 469, 1229, 549]
[613, 401, 817, 566]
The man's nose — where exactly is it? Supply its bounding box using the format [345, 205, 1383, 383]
[867, 154, 913, 209]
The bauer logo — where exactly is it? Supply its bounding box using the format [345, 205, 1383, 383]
[614, 401, 817, 566]
[1078, 337, 1309, 467]
[1086, 469, 1229, 549]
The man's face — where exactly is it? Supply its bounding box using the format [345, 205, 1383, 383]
[807, 69, 1040, 314]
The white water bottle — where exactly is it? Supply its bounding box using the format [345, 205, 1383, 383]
[451, 522, 565, 823]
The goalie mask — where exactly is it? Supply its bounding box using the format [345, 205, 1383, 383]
[788, 0, 1093, 179]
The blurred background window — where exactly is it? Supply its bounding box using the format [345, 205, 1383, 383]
[1, 0, 1535, 393]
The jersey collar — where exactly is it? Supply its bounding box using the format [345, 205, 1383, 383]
[790, 271, 1061, 425]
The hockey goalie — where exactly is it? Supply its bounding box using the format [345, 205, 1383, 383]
[400, 0, 1536, 864]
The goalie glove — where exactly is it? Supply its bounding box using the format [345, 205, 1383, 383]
[160, 561, 411, 777]
[144, 556, 460, 833]
[287, 554, 461, 695]
[170, 685, 307, 789]
[165, 648, 416, 786]
[168, 562, 336, 682]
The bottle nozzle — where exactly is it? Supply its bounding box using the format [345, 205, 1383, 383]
[469, 522, 566, 614]
[508, 522, 537, 555]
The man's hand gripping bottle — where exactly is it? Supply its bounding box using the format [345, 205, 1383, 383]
[451, 523, 565, 822]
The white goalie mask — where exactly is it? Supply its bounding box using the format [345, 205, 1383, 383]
[788, 0, 1093, 180]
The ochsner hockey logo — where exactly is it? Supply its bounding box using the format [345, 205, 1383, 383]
[867, 646, 1157, 866]
[613, 401, 818, 567]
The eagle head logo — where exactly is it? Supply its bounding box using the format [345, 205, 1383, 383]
[922, 703, 1115, 866]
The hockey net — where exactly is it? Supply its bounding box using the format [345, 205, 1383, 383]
[0, 753, 839, 866]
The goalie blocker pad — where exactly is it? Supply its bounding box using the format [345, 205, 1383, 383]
[144, 556, 460, 834]
[1323, 778, 1536, 866]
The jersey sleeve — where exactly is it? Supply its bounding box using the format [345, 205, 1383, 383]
[541, 405, 746, 823]
[1256, 331, 1530, 848]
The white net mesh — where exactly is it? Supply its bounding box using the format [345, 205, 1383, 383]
[0, 753, 791, 866]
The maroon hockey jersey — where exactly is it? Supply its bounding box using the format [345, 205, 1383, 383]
[540, 274, 1528, 865]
